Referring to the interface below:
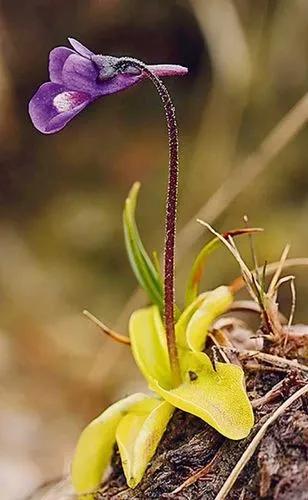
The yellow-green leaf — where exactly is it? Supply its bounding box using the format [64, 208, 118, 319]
[175, 293, 207, 349]
[123, 183, 164, 311]
[71, 393, 151, 497]
[129, 306, 172, 389]
[152, 351, 254, 440]
[186, 286, 233, 351]
[116, 398, 174, 488]
[185, 236, 222, 306]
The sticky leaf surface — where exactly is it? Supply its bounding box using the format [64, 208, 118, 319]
[175, 293, 207, 349]
[153, 351, 254, 440]
[129, 305, 172, 389]
[116, 398, 174, 487]
[186, 286, 233, 351]
[71, 393, 151, 497]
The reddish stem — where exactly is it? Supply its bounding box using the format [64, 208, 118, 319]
[122, 58, 181, 386]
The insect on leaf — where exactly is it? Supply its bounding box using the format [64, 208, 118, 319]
[116, 398, 174, 488]
[123, 182, 164, 311]
[71, 393, 151, 498]
[186, 285, 233, 351]
[152, 350, 254, 440]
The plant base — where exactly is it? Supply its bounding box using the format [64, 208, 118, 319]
[97, 367, 308, 499]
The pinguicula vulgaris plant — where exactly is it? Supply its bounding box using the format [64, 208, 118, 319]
[29, 39, 254, 496]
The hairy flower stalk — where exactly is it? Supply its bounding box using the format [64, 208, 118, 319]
[119, 58, 181, 386]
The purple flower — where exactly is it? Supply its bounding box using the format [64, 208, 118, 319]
[29, 38, 188, 134]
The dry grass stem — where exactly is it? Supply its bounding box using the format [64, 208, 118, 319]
[83, 310, 131, 345]
[268, 244, 290, 297]
[231, 257, 308, 294]
[238, 350, 308, 373]
[198, 220, 258, 301]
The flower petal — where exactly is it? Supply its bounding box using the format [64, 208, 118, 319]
[68, 37, 94, 58]
[62, 53, 103, 95]
[29, 82, 91, 134]
[62, 55, 188, 99]
[62, 53, 142, 97]
[49, 47, 75, 83]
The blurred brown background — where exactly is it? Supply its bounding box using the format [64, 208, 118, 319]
[0, 1, 308, 498]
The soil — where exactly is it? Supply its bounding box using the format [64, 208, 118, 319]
[97, 368, 308, 500]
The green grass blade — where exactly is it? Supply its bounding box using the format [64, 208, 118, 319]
[123, 182, 164, 310]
